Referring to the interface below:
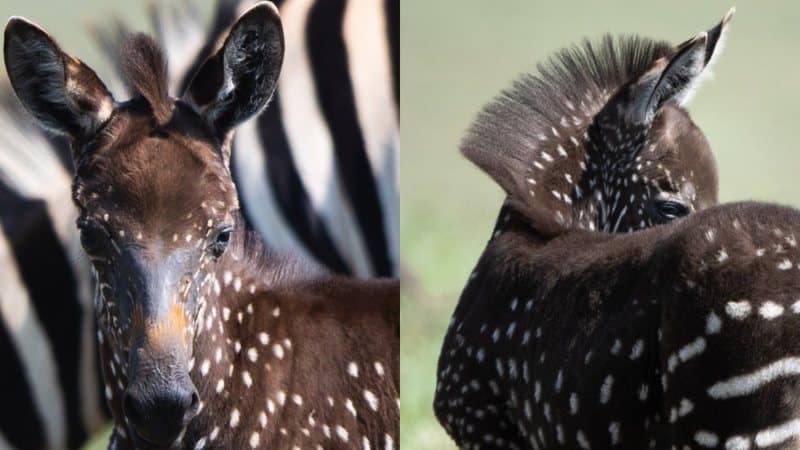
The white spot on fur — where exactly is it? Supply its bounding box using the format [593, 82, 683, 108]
[759, 301, 784, 319]
[726, 301, 752, 320]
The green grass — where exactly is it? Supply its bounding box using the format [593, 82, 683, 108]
[401, 1, 800, 449]
[80, 424, 111, 450]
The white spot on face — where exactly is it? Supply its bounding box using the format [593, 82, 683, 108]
[247, 347, 258, 362]
[200, 359, 210, 376]
[348, 362, 359, 378]
[277, 391, 286, 405]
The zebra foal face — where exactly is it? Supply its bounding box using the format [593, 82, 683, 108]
[4, 3, 284, 448]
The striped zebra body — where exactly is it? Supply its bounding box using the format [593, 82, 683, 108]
[0, 0, 397, 448]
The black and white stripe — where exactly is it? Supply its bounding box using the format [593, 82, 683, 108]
[0, 0, 397, 447]
[213, 0, 399, 278]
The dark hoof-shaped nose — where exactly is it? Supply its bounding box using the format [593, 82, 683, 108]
[123, 384, 199, 447]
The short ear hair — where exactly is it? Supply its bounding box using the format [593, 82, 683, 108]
[4, 17, 114, 141]
[628, 7, 734, 124]
[184, 1, 284, 139]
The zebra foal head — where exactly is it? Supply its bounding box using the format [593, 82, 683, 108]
[465, 9, 735, 236]
[4, 2, 283, 448]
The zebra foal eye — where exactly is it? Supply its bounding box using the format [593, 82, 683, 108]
[77, 217, 109, 253]
[208, 225, 233, 259]
[653, 199, 690, 221]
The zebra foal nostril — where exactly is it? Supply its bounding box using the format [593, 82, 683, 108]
[122, 381, 198, 447]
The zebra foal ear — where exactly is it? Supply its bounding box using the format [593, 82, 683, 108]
[3, 17, 114, 141]
[183, 1, 284, 139]
[628, 7, 734, 124]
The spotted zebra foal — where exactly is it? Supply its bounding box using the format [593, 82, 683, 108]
[429, 9, 800, 450]
[4, 3, 399, 449]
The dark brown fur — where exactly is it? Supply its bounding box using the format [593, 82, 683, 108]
[430, 9, 800, 450]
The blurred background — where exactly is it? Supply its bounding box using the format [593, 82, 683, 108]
[400, 1, 800, 449]
[0, 0, 213, 89]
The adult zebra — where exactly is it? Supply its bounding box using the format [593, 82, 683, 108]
[0, 0, 398, 448]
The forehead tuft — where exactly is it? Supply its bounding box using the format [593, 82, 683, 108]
[120, 33, 172, 125]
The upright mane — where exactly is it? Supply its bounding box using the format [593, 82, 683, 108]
[119, 34, 172, 125]
[462, 35, 673, 235]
